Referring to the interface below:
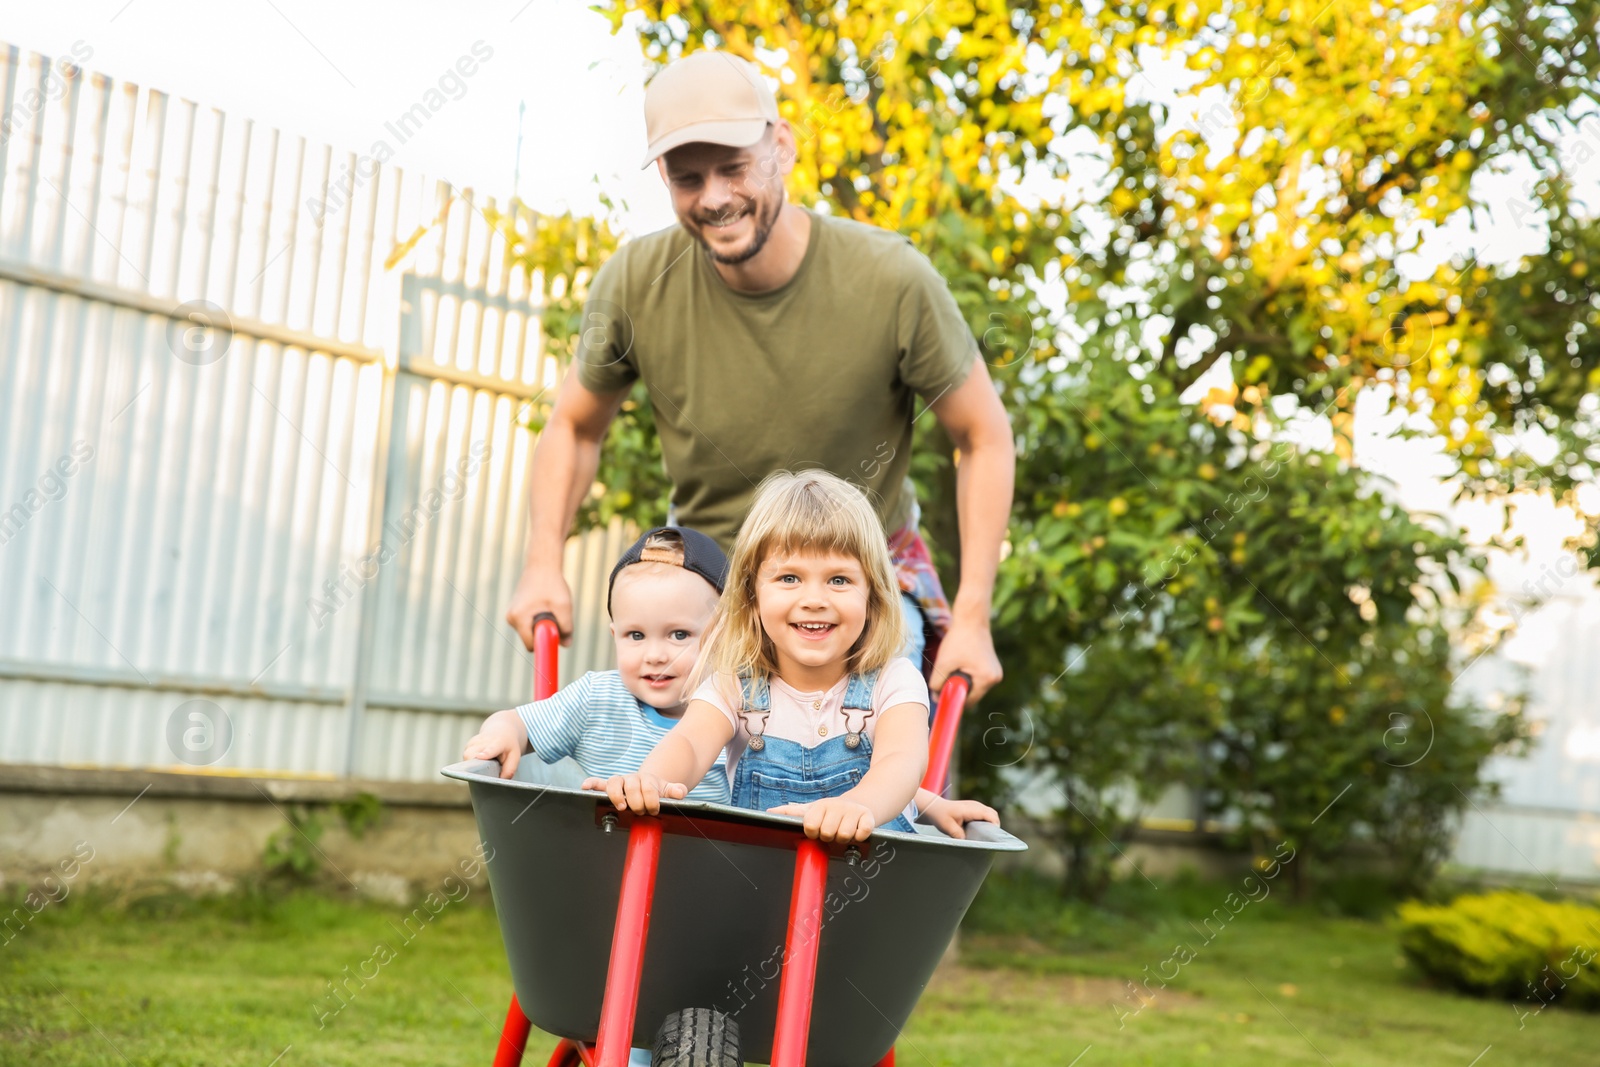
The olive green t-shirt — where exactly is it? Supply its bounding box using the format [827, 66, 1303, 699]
[574, 208, 976, 550]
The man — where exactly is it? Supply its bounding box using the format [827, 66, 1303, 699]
[505, 50, 1014, 699]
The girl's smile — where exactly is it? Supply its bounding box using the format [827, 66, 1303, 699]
[757, 549, 869, 690]
[792, 621, 837, 639]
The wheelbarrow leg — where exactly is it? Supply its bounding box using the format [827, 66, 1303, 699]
[541, 1039, 589, 1067]
[770, 838, 830, 1067]
[492, 995, 533, 1067]
[595, 818, 664, 1067]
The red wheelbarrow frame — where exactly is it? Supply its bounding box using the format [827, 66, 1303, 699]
[490, 614, 974, 1067]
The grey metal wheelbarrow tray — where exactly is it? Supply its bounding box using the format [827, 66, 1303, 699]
[442, 760, 1026, 1067]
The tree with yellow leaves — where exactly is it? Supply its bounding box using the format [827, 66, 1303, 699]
[500, 0, 1581, 896]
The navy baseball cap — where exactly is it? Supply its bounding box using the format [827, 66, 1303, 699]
[607, 526, 729, 615]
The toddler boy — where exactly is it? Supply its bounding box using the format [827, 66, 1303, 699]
[464, 526, 733, 800]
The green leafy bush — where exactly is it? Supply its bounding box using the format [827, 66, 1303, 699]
[1399, 891, 1600, 1008]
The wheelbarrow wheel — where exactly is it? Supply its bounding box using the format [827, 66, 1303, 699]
[651, 1007, 740, 1067]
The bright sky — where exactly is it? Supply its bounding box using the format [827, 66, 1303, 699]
[3, 0, 1594, 655]
[0, 0, 680, 234]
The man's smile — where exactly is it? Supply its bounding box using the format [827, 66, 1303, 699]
[701, 209, 750, 230]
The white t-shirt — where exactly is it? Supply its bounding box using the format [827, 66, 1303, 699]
[693, 658, 931, 778]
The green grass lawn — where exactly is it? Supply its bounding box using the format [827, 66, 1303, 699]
[2, 873, 1594, 1066]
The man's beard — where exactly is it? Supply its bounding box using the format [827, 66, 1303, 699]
[692, 190, 781, 266]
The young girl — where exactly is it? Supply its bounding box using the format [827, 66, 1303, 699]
[586, 470, 932, 842]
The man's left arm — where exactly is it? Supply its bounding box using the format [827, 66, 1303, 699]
[928, 358, 1014, 700]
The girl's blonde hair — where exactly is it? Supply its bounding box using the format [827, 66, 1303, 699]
[701, 470, 906, 690]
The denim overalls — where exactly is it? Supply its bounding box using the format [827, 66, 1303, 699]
[728, 669, 916, 834]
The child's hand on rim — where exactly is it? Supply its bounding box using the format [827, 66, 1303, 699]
[463, 714, 523, 780]
[581, 772, 688, 815]
[767, 797, 877, 843]
[926, 798, 1000, 840]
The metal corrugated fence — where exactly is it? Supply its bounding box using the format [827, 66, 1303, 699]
[0, 42, 620, 781]
[1449, 586, 1600, 883]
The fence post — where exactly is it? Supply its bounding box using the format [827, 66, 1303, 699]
[341, 275, 417, 777]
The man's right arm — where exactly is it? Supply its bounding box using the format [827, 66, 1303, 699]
[505, 367, 628, 649]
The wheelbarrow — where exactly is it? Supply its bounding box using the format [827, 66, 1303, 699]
[442, 615, 1025, 1067]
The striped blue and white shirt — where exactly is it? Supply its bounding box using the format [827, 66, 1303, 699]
[516, 670, 731, 803]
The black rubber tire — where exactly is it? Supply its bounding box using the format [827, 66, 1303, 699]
[652, 1007, 741, 1067]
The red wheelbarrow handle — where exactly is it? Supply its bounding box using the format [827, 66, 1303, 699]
[494, 615, 564, 1067]
[921, 669, 973, 796]
[533, 613, 561, 701]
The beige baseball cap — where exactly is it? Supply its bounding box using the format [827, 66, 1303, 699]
[641, 51, 780, 168]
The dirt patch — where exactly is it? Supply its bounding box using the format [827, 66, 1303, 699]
[925, 962, 1201, 1014]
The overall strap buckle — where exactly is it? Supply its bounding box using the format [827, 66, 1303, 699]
[738, 673, 772, 751]
[841, 668, 881, 749]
